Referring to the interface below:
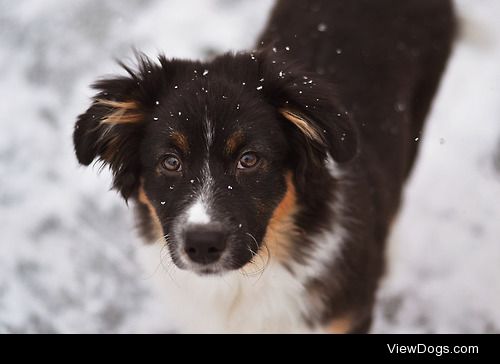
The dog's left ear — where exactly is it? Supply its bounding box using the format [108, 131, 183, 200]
[258, 52, 359, 164]
[73, 55, 170, 199]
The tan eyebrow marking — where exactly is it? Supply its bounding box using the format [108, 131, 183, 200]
[171, 131, 189, 154]
[225, 131, 245, 155]
[97, 99, 143, 125]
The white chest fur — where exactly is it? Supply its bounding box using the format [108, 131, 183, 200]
[138, 242, 314, 333]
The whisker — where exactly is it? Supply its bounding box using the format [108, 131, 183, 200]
[241, 232, 271, 281]
[153, 234, 180, 286]
[159, 243, 178, 284]
[257, 240, 271, 281]
[141, 233, 170, 280]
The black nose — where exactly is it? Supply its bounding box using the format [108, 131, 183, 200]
[184, 224, 228, 265]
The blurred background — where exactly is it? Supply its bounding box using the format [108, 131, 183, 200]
[0, 0, 499, 333]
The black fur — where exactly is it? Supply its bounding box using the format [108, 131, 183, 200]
[73, 0, 455, 332]
[257, 0, 455, 330]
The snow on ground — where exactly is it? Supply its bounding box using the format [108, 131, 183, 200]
[0, 0, 499, 333]
[372, 1, 500, 333]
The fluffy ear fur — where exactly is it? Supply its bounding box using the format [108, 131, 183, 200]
[73, 55, 169, 199]
[258, 50, 359, 165]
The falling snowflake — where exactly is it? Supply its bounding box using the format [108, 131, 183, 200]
[317, 23, 327, 32]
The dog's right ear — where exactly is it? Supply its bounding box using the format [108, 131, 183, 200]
[73, 55, 171, 199]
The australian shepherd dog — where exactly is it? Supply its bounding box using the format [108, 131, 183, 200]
[73, 0, 455, 333]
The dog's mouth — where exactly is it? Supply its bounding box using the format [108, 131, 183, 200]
[165, 221, 260, 276]
[191, 265, 227, 276]
[174, 256, 235, 277]
[166, 239, 257, 277]
[178, 251, 255, 277]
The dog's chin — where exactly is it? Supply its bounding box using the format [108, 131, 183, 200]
[174, 259, 251, 277]
[170, 258, 230, 277]
[170, 246, 255, 277]
[192, 266, 228, 277]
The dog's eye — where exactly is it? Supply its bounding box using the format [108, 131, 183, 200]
[160, 154, 182, 172]
[237, 152, 259, 169]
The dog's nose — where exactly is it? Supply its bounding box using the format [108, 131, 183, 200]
[184, 224, 228, 265]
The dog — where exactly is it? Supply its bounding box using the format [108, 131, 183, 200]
[73, 0, 455, 333]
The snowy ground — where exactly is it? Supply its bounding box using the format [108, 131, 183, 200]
[1, 0, 499, 333]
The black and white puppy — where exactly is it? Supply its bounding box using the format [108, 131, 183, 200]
[73, 0, 455, 333]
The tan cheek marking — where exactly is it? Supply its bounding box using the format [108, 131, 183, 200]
[171, 131, 189, 154]
[225, 131, 244, 155]
[97, 99, 143, 125]
[138, 185, 163, 241]
[261, 171, 299, 262]
[324, 315, 353, 334]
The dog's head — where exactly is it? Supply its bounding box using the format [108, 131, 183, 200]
[74, 51, 357, 275]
